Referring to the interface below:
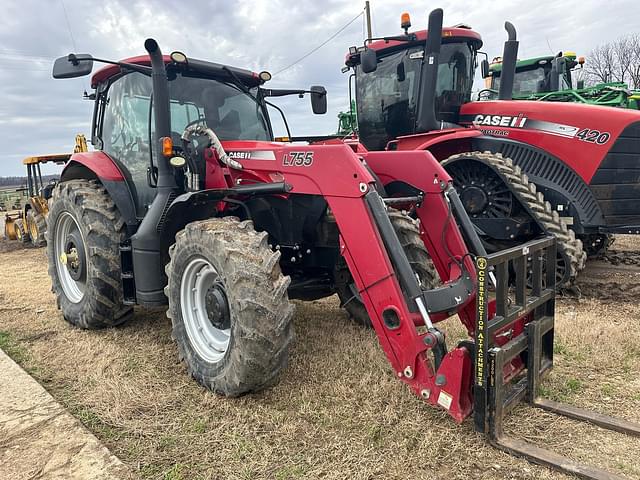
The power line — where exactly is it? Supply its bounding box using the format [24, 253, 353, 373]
[60, 0, 78, 52]
[275, 10, 364, 76]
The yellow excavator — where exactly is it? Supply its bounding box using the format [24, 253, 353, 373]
[4, 135, 88, 246]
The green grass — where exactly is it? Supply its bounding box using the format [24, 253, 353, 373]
[0, 330, 30, 364]
[71, 406, 121, 441]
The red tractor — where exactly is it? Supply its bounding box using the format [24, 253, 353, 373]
[343, 9, 640, 273]
[463, 22, 640, 258]
[341, 10, 590, 290]
[49, 40, 638, 478]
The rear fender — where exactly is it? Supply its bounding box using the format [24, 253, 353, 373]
[60, 152, 138, 227]
[389, 128, 481, 156]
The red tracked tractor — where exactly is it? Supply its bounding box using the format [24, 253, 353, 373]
[344, 8, 640, 270]
[49, 39, 639, 479]
[340, 10, 588, 291]
[462, 23, 640, 259]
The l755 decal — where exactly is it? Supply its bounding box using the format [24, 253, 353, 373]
[283, 152, 314, 167]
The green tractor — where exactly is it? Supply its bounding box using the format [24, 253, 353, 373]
[482, 52, 640, 109]
[336, 99, 357, 136]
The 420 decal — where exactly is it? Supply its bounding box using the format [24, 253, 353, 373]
[283, 151, 314, 167]
[575, 128, 610, 145]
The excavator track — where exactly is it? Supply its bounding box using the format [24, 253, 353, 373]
[442, 151, 587, 289]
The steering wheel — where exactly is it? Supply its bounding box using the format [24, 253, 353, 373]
[477, 88, 498, 101]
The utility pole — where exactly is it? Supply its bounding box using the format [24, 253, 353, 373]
[365, 1, 372, 40]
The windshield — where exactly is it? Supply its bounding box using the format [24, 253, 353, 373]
[100, 71, 271, 215]
[167, 75, 271, 141]
[355, 41, 476, 151]
[491, 64, 572, 96]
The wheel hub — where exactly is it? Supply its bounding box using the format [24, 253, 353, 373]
[205, 283, 230, 330]
[460, 186, 489, 214]
[63, 231, 86, 281]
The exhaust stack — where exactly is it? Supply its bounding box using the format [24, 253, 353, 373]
[416, 8, 444, 132]
[130, 38, 178, 305]
[498, 22, 519, 100]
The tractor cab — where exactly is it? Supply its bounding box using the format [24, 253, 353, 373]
[344, 13, 482, 150]
[85, 55, 326, 218]
[485, 52, 584, 98]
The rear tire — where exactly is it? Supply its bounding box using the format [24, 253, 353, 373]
[47, 180, 132, 329]
[335, 209, 438, 327]
[165, 217, 295, 396]
[27, 210, 46, 247]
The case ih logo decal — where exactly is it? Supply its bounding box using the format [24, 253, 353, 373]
[473, 114, 527, 128]
[461, 114, 612, 145]
[283, 151, 314, 167]
[227, 150, 276, 161]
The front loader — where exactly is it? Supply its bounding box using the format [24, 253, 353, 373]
[48, 40, 639, 479]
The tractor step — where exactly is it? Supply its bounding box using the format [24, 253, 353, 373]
[119, 241, 136, 305]
[474, 238, 640, 480]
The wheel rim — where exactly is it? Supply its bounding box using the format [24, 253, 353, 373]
[446, 160, 514, 218]
[180, 257, 231, 363]
[54, 212, 87, 303]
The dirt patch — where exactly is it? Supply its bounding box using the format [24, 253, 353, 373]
[0, 239, 638, 479]
[577, 235, 640, 301]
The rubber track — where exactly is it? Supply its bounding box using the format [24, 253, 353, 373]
[443, 151, 587, 288]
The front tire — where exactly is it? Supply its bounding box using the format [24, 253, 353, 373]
[165, 218, 295, 396]
[47, 180, 132, 329]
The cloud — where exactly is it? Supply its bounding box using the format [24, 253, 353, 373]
[0, 0, 636, 176]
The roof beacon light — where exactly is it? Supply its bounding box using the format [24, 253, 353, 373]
[401, 12, 411, 34]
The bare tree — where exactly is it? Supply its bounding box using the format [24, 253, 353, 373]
[628, 34, 640, 89]
[586, 43, 616, 84]
[586, 34, 640, 88]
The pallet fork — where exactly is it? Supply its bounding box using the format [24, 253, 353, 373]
[474, 238, 640, 480]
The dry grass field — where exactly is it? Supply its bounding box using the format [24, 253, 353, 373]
[0, 237, 639, 479]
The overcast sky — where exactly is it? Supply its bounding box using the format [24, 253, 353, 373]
[0, 0, 636, 176]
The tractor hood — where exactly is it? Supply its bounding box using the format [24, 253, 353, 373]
[460, 99, 640, 183]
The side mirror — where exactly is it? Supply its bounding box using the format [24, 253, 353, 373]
[310, 86, 327, 114]
[360, 48, 378, 73]
[481, 59, 490, 78]
[53, 54, 94, 79]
